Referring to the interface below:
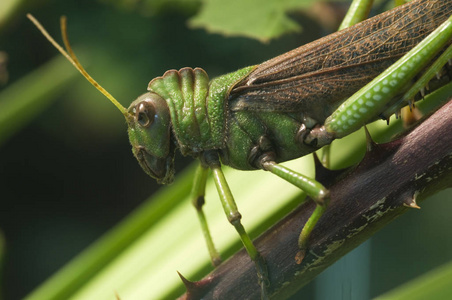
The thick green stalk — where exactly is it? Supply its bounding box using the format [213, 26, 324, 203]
[338, 0, 373, 30]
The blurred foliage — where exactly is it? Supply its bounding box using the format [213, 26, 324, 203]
[0, 51, 8, 85]
[189, 0, 316, 42]
[100, 0, 318, 41]
[0, 0, 451, 299]
[376, 259, 452, 300]
[99, 0, 202, 16]
[0, 55, 78, 146]
[0, 0, 24, 31]
[0, 230, 4, 298]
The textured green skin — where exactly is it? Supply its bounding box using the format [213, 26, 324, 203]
[128, 0, 451, 179]
[325, 14, 452, 136]
[146, 65, 316, 171]
[223, 111, 311, 170]
[148, 66, 255, 156]
[223, 0, 451, 170]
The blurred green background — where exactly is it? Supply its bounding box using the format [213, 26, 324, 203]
[0, 0, 451, 299]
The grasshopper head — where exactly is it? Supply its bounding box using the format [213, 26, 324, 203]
[27, 15, 176, 184]
[127, 93, 175, 184]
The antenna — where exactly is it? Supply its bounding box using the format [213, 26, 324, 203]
[27, 14, 130, 118]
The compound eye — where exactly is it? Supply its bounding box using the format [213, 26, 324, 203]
[136, 101, 155, 127]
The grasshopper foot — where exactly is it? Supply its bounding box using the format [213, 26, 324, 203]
[254, 253, 270, 300]
[295, 249, 306, 264]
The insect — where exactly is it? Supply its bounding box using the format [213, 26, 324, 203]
[28, 0, 452, 297]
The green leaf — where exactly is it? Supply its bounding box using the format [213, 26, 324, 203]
[189, 0, 316, 42]
[375, 260, 452, 300]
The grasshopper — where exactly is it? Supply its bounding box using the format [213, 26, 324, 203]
[28, 0, 452, 297]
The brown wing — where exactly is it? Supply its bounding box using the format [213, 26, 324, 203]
[228, 0, 451, 121]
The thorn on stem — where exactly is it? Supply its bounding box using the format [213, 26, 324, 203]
[419, 87, 426, 97]
[364, 126, 377, 153]
[178, 271, 214, 300]
[436, 72, 442, 80]
[403, 194, 421, 209]
[404, 201, 421, 209]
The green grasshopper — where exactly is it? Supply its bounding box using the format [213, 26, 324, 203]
[28, 0, 452, 297]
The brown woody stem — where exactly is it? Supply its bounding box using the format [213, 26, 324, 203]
[179, 99, 452, 299]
